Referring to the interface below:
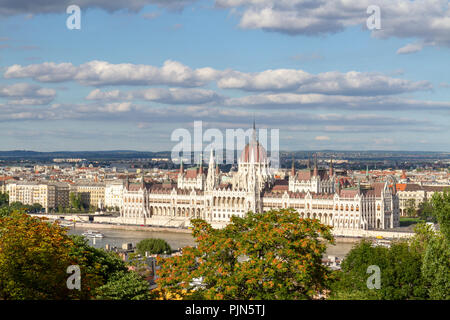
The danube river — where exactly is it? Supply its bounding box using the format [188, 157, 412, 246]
[67, 226, 356, 258]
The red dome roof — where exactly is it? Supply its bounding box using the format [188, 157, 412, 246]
[239, 141, 268, 163]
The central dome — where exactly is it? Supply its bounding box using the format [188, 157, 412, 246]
[239, 141, 268, 163]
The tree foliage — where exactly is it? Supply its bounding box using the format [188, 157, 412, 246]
[155, 209, 334, 300]
[422, 234, 450, 300]
[0, 212, 150, 300]
[430, 190, 450, 240]
[0, 192, 8, 207]
[136, 238, 172, 256]
[330, 240, 428, 300]
[420, 189, 450, 299]
[95, 271, 151, 300]
[0, 212, 102, 299]
[69, 235, 128, 283]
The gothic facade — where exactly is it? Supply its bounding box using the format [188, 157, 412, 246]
[121, 127, 400, 230]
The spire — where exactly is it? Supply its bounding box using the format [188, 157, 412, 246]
[251, 119, 257, 145]
[291, 156, 295, 176]
[313, 153, 318, 177]
[307, 157, 311, 169]
[199, 153, 203, 174]
[179, 158, 184, 174]
[366, 165, 369, 178]
[329, 157, 333, 177]
[209, 148, 215, 168]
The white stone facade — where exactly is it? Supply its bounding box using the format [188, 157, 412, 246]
[121, 127, 400, 230]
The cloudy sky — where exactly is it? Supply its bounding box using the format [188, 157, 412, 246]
[0, 0, 449, 152]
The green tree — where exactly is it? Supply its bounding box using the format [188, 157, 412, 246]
[422, 234, 450, 299]
[420, 189, 450, 299]
[69, 192, 82, 211]
[330, 240, 428, 300]
[430, 190, 450, 240]
[405, 199, 417, 217]
[0, 212, 102, 299]
[69, 235, 128, 283]
[95, 270, 150, 300]
[136, 238, 172, 256]
[418, 199, 435, 222]
[0, 192, 8, 207]
[155, 209, 334, 300]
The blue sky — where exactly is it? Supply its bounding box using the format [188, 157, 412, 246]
[0, 0, 449, 152]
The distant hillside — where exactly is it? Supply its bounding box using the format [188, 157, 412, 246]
[0, 149, 448, 162]
[0, 150, 171, 161]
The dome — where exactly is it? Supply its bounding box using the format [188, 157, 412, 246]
[239, 141, 268, 163]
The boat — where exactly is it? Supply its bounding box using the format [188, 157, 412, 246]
[81, 230, 105, 238]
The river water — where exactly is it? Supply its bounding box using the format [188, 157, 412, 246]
[67, 226, 356, 258]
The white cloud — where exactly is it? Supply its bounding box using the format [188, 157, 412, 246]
[4, 60, 221, 87]
[224, 92, 450, 111]
[0, 83, 56, 105]
[216, 0, 450, 49]
[86, 87, 222, 104]
[0, 0, 197, 16]
[218, 69, 431, 95]
[396, 42, 424, 54]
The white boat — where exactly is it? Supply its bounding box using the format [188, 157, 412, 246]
[82, 230, 105, 238]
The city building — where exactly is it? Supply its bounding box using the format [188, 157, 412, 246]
[6, 181, 69, 212]
[121, 124, 400, 230]
[71, 182, 106, 210]
[396, 183, 448, 216]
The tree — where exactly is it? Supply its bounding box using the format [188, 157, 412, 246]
[95, 271, 151, 300]
[429, 190, 450, 240]
[137, 238, 172, 256]
[420, 189, 450, 300]
[69, 235, 128, 284]
[0, 212, 102, 299]
[418, 199, 434, 222]
[0, 192, 8, 207]
[155, 209, 334, 300]
[329, 240, 428, 300]
[69, 192, 83, 211]
[405, 199, 417, 217]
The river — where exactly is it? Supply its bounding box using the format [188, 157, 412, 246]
[67, 226, 357, 258]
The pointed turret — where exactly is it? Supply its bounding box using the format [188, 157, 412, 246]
[141, 170, 145, 189]
[329, 157, 333, 177]
[179, 158, 184, 174]
[291, 156, 296, 176]
[313, 153, 318, 177]
[199, 153, 203, 175]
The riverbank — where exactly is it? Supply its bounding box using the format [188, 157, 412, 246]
[73, 221, 192, 234]
[72, 221, 371, 244]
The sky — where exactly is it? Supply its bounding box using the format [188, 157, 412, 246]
[0, 0, 449, 152]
